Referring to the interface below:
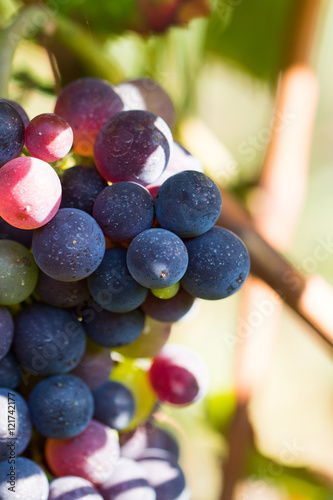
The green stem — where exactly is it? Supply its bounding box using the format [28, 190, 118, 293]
[0, 4, 45, 97]
[0, 3, 124, 98]
[52, 15, 125, 83]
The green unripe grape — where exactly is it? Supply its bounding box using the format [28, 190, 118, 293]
[151, 282, 180, 299]
[115, 316, 171, 359]
[0, 240, 39, 305]
[111, 358, 156, 431]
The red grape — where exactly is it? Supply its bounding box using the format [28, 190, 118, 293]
[45, 420, 120, 486]
[149, 344, 209, 406]
[25, 113, 73, 162]
[54, 78, 124, 157]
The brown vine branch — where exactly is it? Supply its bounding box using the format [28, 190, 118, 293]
[219, 1, 325, 499]
[216, 190, 333, 350]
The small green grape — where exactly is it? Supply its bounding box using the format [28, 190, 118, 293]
[111, 358, 156, 431]
[151, 282, 180, 299]
[0, 240, 38, 305]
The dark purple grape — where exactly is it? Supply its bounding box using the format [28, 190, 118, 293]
[94, 110, 173, 185]
[87, 248, 148, 313]
[28, 374, 94, 439]
[54, 77, 124, 157]
[166, 142, 203, 174]
[93, 381, 135, 430]
[0, 352, 20, 388]
[13, 303, 86, 375]
[71, 340, 114, 390]
[34, 270, 90, 308]
[0, 99, 25, 167]
[60, 165, 108, 215]
[32, 208, 105, 282]
[138, 456, 189, 500]
[0, 388, 32, 462]
[0, 216, 34, 248]
[49, 476, 104, 500]
[3, 99, 30, 127]
[155, 170, 222, 238]
[141, 286, 195, 322]
[116, 77, 176, 129]
[181, 226, 251, 300]
[120, 423, 179, 462]
[81, 302, 145, 348]
[0, 457, 49, 500]
[93, 182, 155, 242]
[126, 228, 188, 289]
[0, 306, 14, 360]
[98, 458, 156, 500]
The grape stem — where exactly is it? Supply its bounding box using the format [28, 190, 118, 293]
[0, 5, 46, 98]
[0, 4, 124, 98]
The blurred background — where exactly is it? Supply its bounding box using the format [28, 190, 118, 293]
[1, 0, 333, 498]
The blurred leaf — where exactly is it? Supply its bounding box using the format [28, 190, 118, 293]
[40, 0, 210, 35]
[246, 451, 333, 500]
[205, 0, 295, 81]
[206, 391, 236, 432]
[0, 0, 19, 28]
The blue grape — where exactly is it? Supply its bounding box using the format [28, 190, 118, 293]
[13, 303, 86, 375]
[0, 457, 49, 500]
[0, 352, 20, 389]
[87, 248, 148, 313]
[99, 458, 156, 500]
[49, 476, 104, 500]
[32, 208, 105, 281]
[155, 170, 222, 238]
[0, 306, 14, 360]
[28, 374, 94, 439]
[93, 381, 135, 430]
[81, 301, 145, 348]
[126, 229, 188, 289]
[0, 100, 25, 167]
[93, 182, 155, 242]
[141, 286, 195, 323]
[34, 270, 90, 308]
[94, 110, 173, 185]
[60, 165, 108, 215]
[138, 456, 189, 500]
[0, 388, 32, 461]
[3, 99, 30, 127]
[0, 216, 34, 248]
[181, 227, 250, 300]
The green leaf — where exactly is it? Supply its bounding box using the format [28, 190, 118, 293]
[205, 0, 294, 81]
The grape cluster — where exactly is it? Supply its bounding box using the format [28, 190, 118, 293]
[0, 77, 250, 499]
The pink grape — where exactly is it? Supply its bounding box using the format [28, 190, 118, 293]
[45, 420, 120, 486]
[0, 156, 61, 229]
[149, 344, 209, 406]
[25, 113, 73, 162]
